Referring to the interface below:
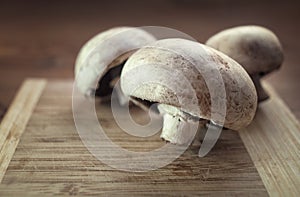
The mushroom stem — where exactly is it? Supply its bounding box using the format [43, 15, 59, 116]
[251, 74, 269, 102]
[158, 104, 199, 145]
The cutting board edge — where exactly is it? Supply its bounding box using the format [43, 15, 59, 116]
[0, 78, 299, 196]
[0, 78, 47, 182]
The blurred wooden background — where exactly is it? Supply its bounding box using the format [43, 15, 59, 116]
[0, 0, 299, 120]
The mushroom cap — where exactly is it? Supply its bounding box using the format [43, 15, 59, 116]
[206, 25, 284, 75]
[121, 38, 257, 131]
[75, 27, 156, 95]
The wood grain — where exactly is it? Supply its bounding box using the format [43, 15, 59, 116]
[0, 78, 46, 182]
[240, 82, 300, 197]
[0, 80, 267, 196]
[0, 79, 299, 196]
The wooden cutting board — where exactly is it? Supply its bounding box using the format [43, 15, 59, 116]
[0, 78, 299, 196]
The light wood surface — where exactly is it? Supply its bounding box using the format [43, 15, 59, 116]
[0, 79, 46, 182]
[240, 82, 300, 197]
[0, 79, 299, 196]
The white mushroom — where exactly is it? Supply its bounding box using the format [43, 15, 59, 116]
[206, 25, 284, 102]
[120, 38, 257, 145]
[75, 27, 156, 104]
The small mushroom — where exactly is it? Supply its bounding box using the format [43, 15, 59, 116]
[75, 27, 156, 104]
[206, 25, 284, 102]
[120, 38, 257, 145]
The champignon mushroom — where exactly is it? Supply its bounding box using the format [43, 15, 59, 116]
[120, 38, 257, 145]
[75, 27, 156, 104]
[206, 25, 284, 102]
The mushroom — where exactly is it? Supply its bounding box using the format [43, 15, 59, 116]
[206, 25, 284, 102]
[75, 27, 156, 104]
[120, 38, 257, 145]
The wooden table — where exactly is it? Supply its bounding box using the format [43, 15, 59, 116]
[0, 78, 299, 196]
